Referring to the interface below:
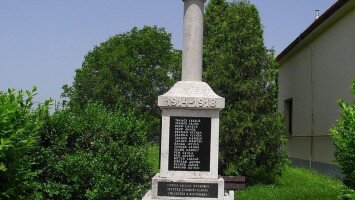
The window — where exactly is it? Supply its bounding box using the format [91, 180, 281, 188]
[284, 98, 293, 135]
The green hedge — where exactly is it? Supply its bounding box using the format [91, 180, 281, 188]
[36, 103, 153, 199]
[1, 89, 153, 199]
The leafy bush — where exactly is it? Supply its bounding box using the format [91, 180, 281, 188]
[36, 103, 153, 199]
[331, 80, 355, 189]
[0, 88, 50, 199]
[204, 0, 288, 184]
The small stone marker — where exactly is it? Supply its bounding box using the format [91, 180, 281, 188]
[143, 0, 227, 199]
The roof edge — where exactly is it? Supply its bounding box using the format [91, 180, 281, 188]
[276, 0, 351, 63]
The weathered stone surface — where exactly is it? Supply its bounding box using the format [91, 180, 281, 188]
[181, 0, 205, 81]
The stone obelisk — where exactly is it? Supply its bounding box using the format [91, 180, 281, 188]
[143, 0, 226, 199]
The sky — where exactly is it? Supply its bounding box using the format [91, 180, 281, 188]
[0, 0, 336, 103]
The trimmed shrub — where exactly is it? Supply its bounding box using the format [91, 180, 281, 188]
[331, 80, 355, 189]
[0, 88, 50, 199]
[36, 103, 153, 199]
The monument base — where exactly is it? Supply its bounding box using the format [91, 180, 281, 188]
[143, 174, 230, 200]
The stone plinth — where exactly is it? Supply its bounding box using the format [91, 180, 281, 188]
[143, 81, 227, 200]
[158, 81, 224, 180]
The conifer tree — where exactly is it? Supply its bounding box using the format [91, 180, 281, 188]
[204, 0, 287, 184]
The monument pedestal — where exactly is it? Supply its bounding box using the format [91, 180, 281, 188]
[143, 81, 229, 200]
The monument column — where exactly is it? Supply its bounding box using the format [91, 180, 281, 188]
[143, 0, 227, 199]
[182, 0, 205, 81]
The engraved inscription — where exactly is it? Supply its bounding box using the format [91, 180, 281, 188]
[169, 117, 211, 171]
[173, 87, 213, 96]
[181, 87, 211, 95]
[166, 97, 216, 108]
[157, 182, 218, 198]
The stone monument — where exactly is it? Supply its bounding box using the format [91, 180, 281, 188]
[143, 0, 227, 199]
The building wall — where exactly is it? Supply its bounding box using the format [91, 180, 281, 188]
[278, 7, 355, 170]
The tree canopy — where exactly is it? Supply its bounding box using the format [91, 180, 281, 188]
[63, 26, 181, 140]
[204, 0, 288, 184]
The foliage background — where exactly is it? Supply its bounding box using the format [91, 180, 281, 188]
[0, 89, 153, 199]
[204, 0, 288, 184]
[35, 103, 153, 199]
[0, 1, 295, 197]
[62, 26, 181, 142]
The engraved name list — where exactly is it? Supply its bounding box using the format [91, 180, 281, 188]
[168, 116, 211, 171]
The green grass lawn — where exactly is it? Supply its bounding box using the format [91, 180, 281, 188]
[146, 144, 349, 200]
[146, 144, 160, 173]
[235, 167, 346, 200]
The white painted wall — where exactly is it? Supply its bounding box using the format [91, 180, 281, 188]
[278, 7, 355, 165]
